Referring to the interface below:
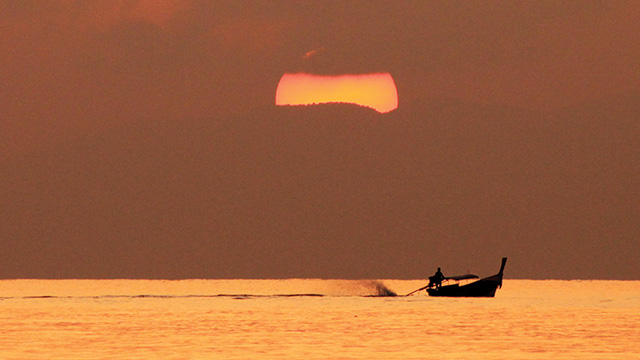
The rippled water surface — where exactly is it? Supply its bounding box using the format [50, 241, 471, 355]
[1, 280, 638, 359]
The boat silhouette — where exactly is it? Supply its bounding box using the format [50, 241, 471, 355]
[406, 258, 507, 297]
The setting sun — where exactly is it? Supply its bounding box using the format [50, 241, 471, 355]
[275, 73, 398, 113]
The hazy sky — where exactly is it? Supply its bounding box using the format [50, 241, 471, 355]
[1, 1, 638, 279]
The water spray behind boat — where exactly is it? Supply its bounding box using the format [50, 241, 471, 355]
[362, 280, 397, 297]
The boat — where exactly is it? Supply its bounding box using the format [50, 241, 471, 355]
[427, 257, 507, 297]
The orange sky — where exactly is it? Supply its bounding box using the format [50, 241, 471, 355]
[1, 1, 638, 279]
[2, 1, 639, 157]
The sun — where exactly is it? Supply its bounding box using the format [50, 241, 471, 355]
[275, 73, 398, 113]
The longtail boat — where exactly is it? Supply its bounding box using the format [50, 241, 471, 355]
[405, 258, 507, 297]
[428, 257, 507, 297]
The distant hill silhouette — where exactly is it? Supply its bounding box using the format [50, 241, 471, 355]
[275, 101, 392, 116]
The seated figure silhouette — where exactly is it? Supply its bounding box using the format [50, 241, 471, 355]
[428, 267, 445, 288]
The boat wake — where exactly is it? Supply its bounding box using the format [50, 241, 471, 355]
[1, 294, 326, 300]
[0, 279, 402, 300]
[361, 280, 397, 297]
[1, 291, 402, 301]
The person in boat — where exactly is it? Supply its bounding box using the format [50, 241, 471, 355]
[428, 267, 445, 288]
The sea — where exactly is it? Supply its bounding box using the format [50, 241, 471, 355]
[1, 279, 638, 359]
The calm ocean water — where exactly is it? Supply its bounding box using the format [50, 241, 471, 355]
[1, 279, 638, 359]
